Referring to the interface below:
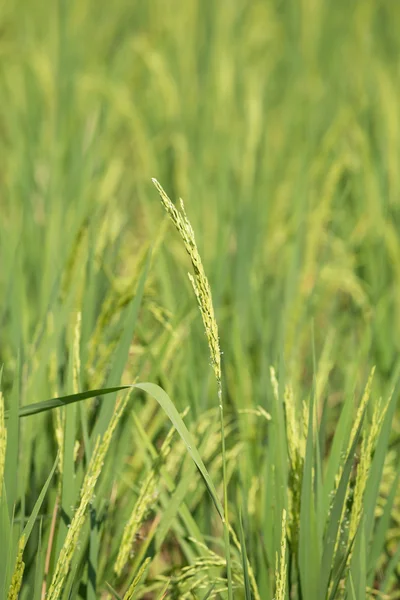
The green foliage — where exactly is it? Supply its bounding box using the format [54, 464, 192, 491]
[1, 0, 400, 598]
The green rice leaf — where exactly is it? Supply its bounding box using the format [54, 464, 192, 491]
[22, 454, 59, 545]
[238, 511, 252, 600]
[7, 382, 224, 527]
[319, 410, 366, 597]
[299, 392, 319, 600]
[135, 382, 223, 519]
[367, 470, 400, 582]
[4, 355, 21, 518]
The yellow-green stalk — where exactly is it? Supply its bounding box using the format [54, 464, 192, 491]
[73, 311, 82, 395]
[0, 392, 6, 498]
[156, 580, 170, 600]
[47, 313, 65, 480]
[73, 312, 82, 464]
[152, 178, 233, 599]
[123, 557, 151, 600]
[47, 391, 130, 599]
[50, 351, 64, 478]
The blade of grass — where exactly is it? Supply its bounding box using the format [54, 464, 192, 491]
[4, 355, 21, 519]
[156, 580, 171, 600]
[22, 454, 59, 545]
[122, 556, 151, 600]
[367, 470, 400, 584]
[319, 412, 366, 598]
[7, 386, 131, 419]
[94, 248, 151, 440]
[8, 380, 224, 520]
[347, 521, 366, 600]
[321, 387, 358, 520]
[33, 518, 45, 600]
[57, 326, 79, 558]
[348, 572, 357, 600]
[201, 584, 216, 600]
[238, 511, 252, 600]
[87, 507, 100, 600]
[135, 382, 223, 519]
[381, 543, 400, 593]
[155, 461, 197, 552]
[328, 534, 357, 600]
[298, 391, 319, 600]
[104, 582, 123, 600]
[132, 411, 205, 560]
[363, 378, 400, 547]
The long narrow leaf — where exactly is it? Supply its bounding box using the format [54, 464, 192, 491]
[135, 382, 224, 519]
[239, 511, 252, 600]
[319, 411, 366, 597]
[6, 382, 224, 520]
[5, 386, 129, 419]
[22, 454, 59, 545]
[299, 392, 319, 600]
[4, 355, 21, 518]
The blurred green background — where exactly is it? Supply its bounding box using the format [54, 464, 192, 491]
[3, 0, 400, 396]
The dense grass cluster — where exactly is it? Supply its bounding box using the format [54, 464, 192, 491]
[1, 0, 400, 598]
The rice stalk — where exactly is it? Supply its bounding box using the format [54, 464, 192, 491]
[155, 580, 170, 600]
[152, 178, 233, 599]
[122, 557, 151, 600]
[46, 312, 65, 481]
[50, 350, 64, 479]
[73, 311, 81, 395]
[0, 392, 6, 498]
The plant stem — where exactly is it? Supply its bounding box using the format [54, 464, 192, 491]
[218, 384, 233, 600]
